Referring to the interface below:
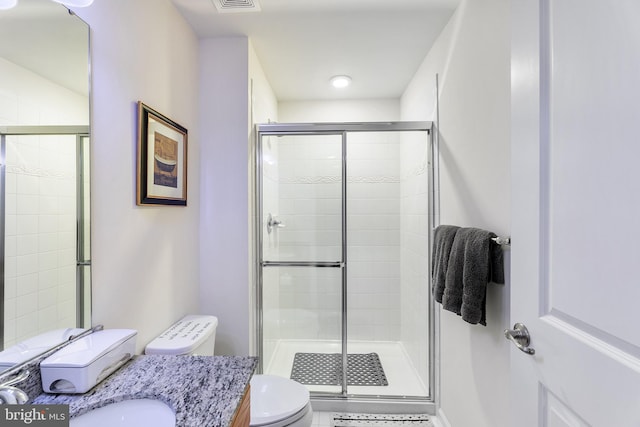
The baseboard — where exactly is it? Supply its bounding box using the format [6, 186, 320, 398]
[431, 408, 451, 427]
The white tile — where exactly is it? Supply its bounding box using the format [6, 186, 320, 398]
[37, 252, 58, 271]
[4, 297, 16, 320]
[59, 195, 76, 214]
[4, 277, 17, 299]
[5, 193, 17, 217]
[38, 195, 59, 215]
[39, 214, 58, 233]
[57, 281, 76, 302]
[16, 254, 38, 276]
[5, 255, 17, 279]
[17, 174, 39, 195]
[15, 313, 38, 341]
[5, 173, 17, 195]
[17, 144, 40, 168]
[17, 194, 38, 215]
[3, 319, 17, 347]
[17, 234, 38, 256]
[39, 269, 58, 290]
[38, 305, 58, 329]
[39, 177, 59, 196]
[58, 231, 76, 250]
[16, 292, 37, 317]
[58, 215, 76, 232]
[58, 249, 76, 267]
[38, 288, 57, 309]
[16, 214, 38, 235]
[17, 273, 38, 297]
[312, 411, 333, 427]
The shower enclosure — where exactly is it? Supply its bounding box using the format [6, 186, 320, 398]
[255, 122, 435, 409]
[0, 126, 91, 349]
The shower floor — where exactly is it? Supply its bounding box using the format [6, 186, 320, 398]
[264, 340, 428, 397]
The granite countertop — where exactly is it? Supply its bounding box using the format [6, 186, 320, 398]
[33, 355, 258, 427]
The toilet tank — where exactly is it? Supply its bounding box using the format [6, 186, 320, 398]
[144, 315, 218, 356]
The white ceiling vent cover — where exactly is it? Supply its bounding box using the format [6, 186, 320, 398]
[211, 0, 261, 13]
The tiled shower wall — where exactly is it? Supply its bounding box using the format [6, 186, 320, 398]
[1, 58, 88, 347]
[264, 133, 402, 343]
[261, 130, 429, 385]
[346, 132, 402, 341]
[399, 131, 430, 387]
[4, 136, 78, 347]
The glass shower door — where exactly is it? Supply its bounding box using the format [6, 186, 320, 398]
[1, 129, 91, 349]
[259, 132, 346, 395]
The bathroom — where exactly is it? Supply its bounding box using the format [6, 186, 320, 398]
[1, 0, 637, 426]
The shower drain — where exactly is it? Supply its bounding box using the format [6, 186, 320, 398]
[290, 352, 388, 386]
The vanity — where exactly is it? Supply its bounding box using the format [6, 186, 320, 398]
[33, 354, 257, 427]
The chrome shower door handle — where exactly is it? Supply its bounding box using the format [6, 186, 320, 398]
[504, 323, 535, 355]
[266, 213, 286, 234]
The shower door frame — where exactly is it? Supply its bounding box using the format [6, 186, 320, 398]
[255, 121, 437, 409]
[0, 126, 91, 349]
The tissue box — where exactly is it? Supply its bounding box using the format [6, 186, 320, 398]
[40, 329, 137, 394]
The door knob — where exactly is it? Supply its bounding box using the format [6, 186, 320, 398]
[504, 323, 535, 355]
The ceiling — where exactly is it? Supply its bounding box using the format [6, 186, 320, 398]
[0, 0, 89, 96]
[171, 0, 460, 101]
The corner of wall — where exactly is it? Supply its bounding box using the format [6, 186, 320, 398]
[198, 36, 253, 356]
[401, 0, 511, 426]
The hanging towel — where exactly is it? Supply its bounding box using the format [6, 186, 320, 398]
[431, 225, 460, 303]
[442, 227, 504, 326]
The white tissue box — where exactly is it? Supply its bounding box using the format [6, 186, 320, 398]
[40, 329, 137, 394]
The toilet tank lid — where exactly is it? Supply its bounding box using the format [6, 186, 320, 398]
[145, 315, 218, 355]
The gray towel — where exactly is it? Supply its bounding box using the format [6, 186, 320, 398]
[442, 227, 503, 326]
[431, 225, 460, 303]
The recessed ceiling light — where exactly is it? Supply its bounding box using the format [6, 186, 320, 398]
[330, 75, 352, 89]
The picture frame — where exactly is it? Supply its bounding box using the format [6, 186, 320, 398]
[137, 101, 188, 206]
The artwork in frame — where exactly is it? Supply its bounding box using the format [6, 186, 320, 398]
[137, 101, 188, 206]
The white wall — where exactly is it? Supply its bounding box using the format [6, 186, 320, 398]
[70, 0, 201, 354]
[199, 37, 250, 356]
[401, 0, 510, 426]
[199, 38, 278, 356]
[279, 99, 399, 123]
[0, 58, 88, 126]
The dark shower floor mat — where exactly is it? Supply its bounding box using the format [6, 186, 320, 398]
[290, 352, 389, 386]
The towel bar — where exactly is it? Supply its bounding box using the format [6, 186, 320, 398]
[492, 236, 511, 246]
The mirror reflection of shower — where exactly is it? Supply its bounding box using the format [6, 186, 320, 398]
[0, 128, 91, 350]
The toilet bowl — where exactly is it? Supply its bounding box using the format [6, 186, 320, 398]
[250, 375, 313, 427]
[145, 315, 312, 427]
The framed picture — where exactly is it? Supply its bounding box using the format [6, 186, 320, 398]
[137, 102, 188, 206]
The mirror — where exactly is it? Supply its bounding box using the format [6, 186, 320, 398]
[0, 0, 91, 354]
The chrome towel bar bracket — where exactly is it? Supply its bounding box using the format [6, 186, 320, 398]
[492, 236, 511, 246]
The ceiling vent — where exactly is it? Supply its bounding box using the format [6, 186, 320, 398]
[211, 0, 261, 13]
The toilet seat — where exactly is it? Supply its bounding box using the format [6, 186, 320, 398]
[250, 375, 311, 427]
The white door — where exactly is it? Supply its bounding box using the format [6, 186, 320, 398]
[511, 1, 640, 426]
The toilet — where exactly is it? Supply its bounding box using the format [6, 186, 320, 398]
[145, 315, 312, 427]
